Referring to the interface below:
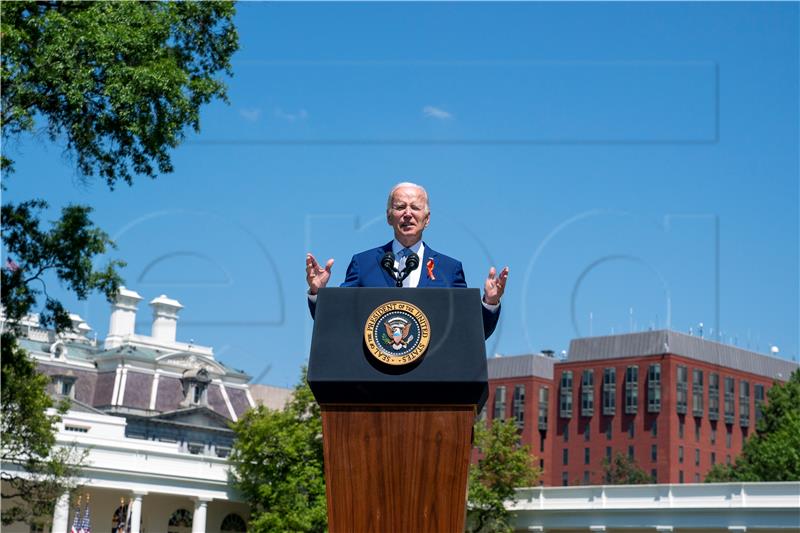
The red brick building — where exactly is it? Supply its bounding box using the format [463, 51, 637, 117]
[486, 330, 797, 486]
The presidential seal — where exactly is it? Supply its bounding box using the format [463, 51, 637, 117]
[364, 300, 431, 366]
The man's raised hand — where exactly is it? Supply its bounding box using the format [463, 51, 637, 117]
[483, 266, 509, 306]
[306, 253, 334, 295]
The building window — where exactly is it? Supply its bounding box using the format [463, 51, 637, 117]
[711, 451, 716, 465]
[676, 365, 688, 414]
[678, 445, 684, 463]
[724, 377, 735, 424]
[560, 371, 573, 418]
[710, 425, 717, 445]
[562, 448, 569, 466]
[726, 454, 731, 465]
[628, 445, 634, 460]
[625, 365, 639, 414]
[695, 421, 701, 442]
[168, 508, 193, 530]
[581, 369, 594, 417]
[726, 426, 732, 448]
[651, 469, 657, 483]
[605, 419, 613, 440]
[50, 375, 76, 399]
[187, 442, 205, 455]
[538, 386, 549, 430]
[679, 470, 684, 483]
[603, 368, 616, 415]
[651, 444, 658, 462]
[692, 369, 704, 417]
[739, 380, 750, 427]
[584, 447, 590, 465]
[563, 423, 569, 442]
[562, 472, 569, 486]
[513, 385, 526, 428]
[220, 513, 247, 532]
[679, 417, 685, 439]
[755, 384, 765, 424]
[494, 386, 507, 420]
[708, 372, 720, 421]
[181, 368, 210, 407]
[695, 448, 700, 466]
[647, 364, 661, 413]
[651, 419, 658, 437]
[695, 473, 701, 483]
[583, 470, 590, 484]
[583, 422, 591, 441]
[606, 446, 612, 460]
[628, 420, 635, 438]
[540, 432, 546, 453]
[216, 446, 231, 458]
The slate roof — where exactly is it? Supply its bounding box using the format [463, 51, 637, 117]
[487, 353, 557, 380]
[567, 330, 798, 381]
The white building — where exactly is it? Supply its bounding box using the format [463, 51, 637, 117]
[507, 482, 800, 532]
[2, 288, 290, 533]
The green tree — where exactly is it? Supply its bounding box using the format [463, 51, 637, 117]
[2, 1, 238, 186]
[230, 369, 328, 533]
[0, 334, 85, 525]
[1, 1, 238, 526]
[706, 369, 800, 482]
[601, 452, 652, 485]
[467, 419, 540, 533]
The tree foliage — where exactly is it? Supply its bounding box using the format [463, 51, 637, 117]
[1, 200, 125, 331]
[0, 333, 85, 525]
[601, 452, 652, 485]
[230, 369, 328, 533]
[1, 2, 238, 526]
[467, 419, 540, 533]
[1, 0, 238, 186]
[706, 369, 800, 482]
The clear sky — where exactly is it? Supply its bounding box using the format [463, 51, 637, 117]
[4, 2, 798, 387]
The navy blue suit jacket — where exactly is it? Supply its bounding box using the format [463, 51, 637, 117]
[309, 241, 500, 338]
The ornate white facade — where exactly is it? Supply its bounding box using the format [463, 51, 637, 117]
[1, 288, 285, 533]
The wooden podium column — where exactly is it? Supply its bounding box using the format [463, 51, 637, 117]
[321, 405, 475, 533]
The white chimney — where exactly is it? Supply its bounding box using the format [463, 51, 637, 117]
[150, 294, 183, 343]
[105, 287, 142, 347]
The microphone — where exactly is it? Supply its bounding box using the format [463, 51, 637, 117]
[381, 252, 399, 285]
[397, 252, 420, 286]
[403, 252, 420, 275]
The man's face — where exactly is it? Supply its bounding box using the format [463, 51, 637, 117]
[387, 186, 430, 246]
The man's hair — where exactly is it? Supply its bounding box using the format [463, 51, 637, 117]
[386, 182, 430, 215]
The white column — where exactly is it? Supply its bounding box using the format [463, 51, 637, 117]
[130, 493, 145, 533]
[191, 498, 210, 533]
[51, 491, 70, 533]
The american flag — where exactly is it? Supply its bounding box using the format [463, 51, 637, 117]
[4, 257, 20, 272]
[70, 496, 81, 533]
[79, 495, 91, 533]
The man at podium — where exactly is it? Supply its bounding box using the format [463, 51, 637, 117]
[306, 182, 508, 338]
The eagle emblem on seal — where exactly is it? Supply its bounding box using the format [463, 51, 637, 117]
[384, 318, 413, 349]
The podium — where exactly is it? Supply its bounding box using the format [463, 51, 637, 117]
[308, 288, 488, 533]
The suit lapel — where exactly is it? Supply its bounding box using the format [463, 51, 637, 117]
[417, 243, 438, 287]
[376, 241, 396, 287]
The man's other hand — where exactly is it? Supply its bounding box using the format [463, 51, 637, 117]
[483, 266, 509, 305]
[306, 253, 334, 295]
